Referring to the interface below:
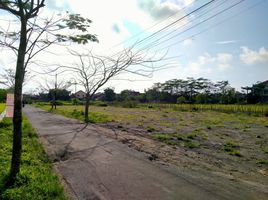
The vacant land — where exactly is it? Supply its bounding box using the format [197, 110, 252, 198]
[0, 117, 66, 200]
[0, 103, 5, 113]
[36, 104, 268, 188]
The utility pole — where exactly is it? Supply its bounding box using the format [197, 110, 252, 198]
[52, 73, 58, 109]
[74, 79, 77, 106]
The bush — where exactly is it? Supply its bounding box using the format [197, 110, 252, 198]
[177, 96, 186, 104]
[50, 100, 63, 106]
[96, 102, 108, 107]
[72, 98, 84, 105]
[122, 101, 137, 108]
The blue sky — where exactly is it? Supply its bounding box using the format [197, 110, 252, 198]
[1, 0, 268, 93]
[62, 0, 268, 92]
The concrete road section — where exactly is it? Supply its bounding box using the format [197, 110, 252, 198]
[24, 106, 267, 200]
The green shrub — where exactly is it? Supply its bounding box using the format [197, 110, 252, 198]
[222, 141, 242, 156]
[151, 134, 172, 141]
[72, 98, 84, 105]
[256, 160, 268, 165]
[122, 101, 137, 108]
[177, 96, 186, 104]
[184, 141, 200, 149]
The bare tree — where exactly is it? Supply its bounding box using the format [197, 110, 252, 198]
[0, 0, 98, 184]
[0, 68, 15, 89]
[0, 68, 32, 92]
[37, 74, 71, 109]
[60, 47, 171, 122]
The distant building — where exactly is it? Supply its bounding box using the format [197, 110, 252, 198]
[74, 90, 86, 100]
[92, 92, 105, 101]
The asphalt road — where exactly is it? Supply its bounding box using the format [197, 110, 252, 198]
[23, 106, 267, 200]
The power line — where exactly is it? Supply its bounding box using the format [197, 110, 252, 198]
[110, 0, 200, 49]
[134, 0, 217, 47]
[137, 0, 229, 51]
[140, 0, 246, 51]
[107, 0, 218, 59]
[158, 0, 265, 52]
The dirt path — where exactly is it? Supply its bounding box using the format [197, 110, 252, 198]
[24, 106, 267, 200]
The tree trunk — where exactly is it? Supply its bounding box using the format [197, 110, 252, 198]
[84, 93, 90, 122]
[8, 17, 27, 184]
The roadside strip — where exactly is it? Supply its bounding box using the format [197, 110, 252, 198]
[0, 109, 6, 121]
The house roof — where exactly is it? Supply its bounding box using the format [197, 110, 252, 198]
[75, 90, 86, 95]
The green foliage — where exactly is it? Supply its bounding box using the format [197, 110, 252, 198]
[63, 14, 92, 32]
[262, 148, 268, 154]
[56, 14, 98, 44]
[103, 88, 116, 102]
[0, 103, 6, 113]
[48, 89, 71, 101]
[222, 141, 242, 157]
[147, 126, 157, 132]
[0, 118, 66, 200]
[195, 93, 207, 104]
[71, 98, 83, 105]
[142, 103, 268, 116]
[150, 134, 172, 141]
[150, 133, 200, 149]
[0, 89, 7, 103]
[122, 101, 137, 108]
[40, 106, 111, 124]
[256, 160, 268, 165]
[94, 101, 108, 107]
[177, 96, 186, 104]
[186, 133, 197, 139]
[184, 141, 200, 149]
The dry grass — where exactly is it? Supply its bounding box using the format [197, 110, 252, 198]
[36, 104, 268, 184]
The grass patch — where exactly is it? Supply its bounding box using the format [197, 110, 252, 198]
[150, 133, 200, 149]
[262, 148, 268, 154]
[256, 160, 268, 165]
[0, 103, 6, 113]
[35, 105, 111, 123]
[222, 141, 242, 157]
[0, 118, 66, 200]
[147, 126, 157, 133]
[184, 141, 200, 149]
[150, 134, 172, 141]
[228, 150, 242, 157]
[186, 133, 197, 139]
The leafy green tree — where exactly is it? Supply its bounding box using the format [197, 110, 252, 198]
[177, 96, 186, 104]
[103, 88, 116, 102]
[48, 89, 71, 101]
[117, 90, 139, 102]
[0, 0, 98, 184]
[145, 88, 161, 102]
[195, 93, 206, 104]
[0, 88, 7, 102]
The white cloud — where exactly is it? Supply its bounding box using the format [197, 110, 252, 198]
[217, 53, 233, 63]
[167, 0, 195, 7]
[138, 0, 182, 20]
[186, 52, 233, 75]
[182, 38, 193, 46]
[240, 46, 268, 65]
[218, 63, 231, 71]
[216, 40, 237, 45]
[137, 0, 192, 31]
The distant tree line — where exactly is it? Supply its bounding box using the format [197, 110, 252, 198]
[103, 78, 246, 104]
[1, 77, 267, 105]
